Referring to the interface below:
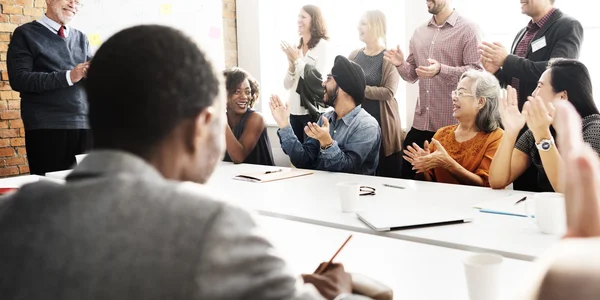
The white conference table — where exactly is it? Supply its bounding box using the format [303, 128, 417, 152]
[0, 174, 63, 187]
[203, 163, 559, 261]
[258, 215, 533, 300]
[0, 171, 535, 299]
[45, 162, 559, 261]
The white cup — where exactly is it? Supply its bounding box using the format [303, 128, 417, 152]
[75, 154, 88, 164]
[463, 253, 503, 300]
[526, 193, 566, 235]
[337, 182, 360, 212]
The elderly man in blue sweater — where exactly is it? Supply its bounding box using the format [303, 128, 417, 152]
[7, 0, 92, 175]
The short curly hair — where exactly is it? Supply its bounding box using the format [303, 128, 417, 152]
[223, 67, 259, 108]
[86, 25, 220, 157]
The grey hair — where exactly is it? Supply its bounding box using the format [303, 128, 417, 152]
[459, 70, 502, 133]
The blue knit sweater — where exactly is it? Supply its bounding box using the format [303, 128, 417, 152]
[7, 21, 91, 130]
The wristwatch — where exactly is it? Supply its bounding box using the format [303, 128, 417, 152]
[536, 137, 555, 151]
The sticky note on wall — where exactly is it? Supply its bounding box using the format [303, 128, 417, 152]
[88, 34, 102, 47]
[159, 3, 173, 16]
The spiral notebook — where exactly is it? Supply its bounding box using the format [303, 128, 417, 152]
[234, 168, 313, 183]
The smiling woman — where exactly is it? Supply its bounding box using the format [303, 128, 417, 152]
[223, 68, 275, 166]
[403, 70, 504, 187]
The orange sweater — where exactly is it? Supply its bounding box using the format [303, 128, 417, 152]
[427, 125, 503, 187]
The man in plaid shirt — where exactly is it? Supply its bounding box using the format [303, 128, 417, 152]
[385, 0, 482, 179]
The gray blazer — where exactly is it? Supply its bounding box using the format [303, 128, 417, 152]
[0, 151, 370, 300]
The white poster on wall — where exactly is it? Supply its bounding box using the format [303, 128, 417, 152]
[70, 0, 225, 70]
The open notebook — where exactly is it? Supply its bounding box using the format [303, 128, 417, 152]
[234, 168, 313, 183]
[473, 193, 532, 217]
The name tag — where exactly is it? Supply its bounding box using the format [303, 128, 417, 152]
[531, 36, 547, 53]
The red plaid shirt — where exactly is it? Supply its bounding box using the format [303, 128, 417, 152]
[398, 10, 482, 132]
[510, 8, 557, 102]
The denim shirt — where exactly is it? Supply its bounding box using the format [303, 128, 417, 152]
[278, 105, 381, 175]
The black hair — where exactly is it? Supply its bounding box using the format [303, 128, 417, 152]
[548, 58, 599, 118]
[223, 67, 259, 107]
[86, 25, 220, 157]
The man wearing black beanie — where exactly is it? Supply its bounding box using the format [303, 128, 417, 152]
[270, 55, 381, 175]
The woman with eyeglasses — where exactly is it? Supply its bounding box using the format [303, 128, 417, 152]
[403, 70, 504, 186]
[223, 68, 275, 166]
[489, 59, 600, 192]
[348, 10, 403, 178]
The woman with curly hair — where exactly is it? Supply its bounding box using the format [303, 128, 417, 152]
[224, 67, 274, 166]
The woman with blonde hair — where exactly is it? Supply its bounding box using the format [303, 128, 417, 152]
[349, 10, 403, 178]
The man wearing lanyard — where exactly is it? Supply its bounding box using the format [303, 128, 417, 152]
[384, 0, 482, 180]
[7, 0, 92, 175]
[479, 0, 583, 191]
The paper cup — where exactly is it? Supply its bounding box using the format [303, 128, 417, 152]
[337, 182, 360, 212]
[526, 193, 566, 235]
[463, 253, 503, 300]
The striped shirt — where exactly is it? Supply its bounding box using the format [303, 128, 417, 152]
[398, 10, 482, 132]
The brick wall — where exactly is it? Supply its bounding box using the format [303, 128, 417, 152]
[222, 0, 237, 68]
[0, 0, 238, 177]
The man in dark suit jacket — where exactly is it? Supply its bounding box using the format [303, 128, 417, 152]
[478, 0, 583, 191]
[0, 25, 369, 300]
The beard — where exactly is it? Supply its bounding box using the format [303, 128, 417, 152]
[322, 86, 338, 108]
[427, 1, 444, 14]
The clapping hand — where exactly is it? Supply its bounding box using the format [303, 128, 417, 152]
[553, 101, 600, 238]
[383, 45, 405, 67]
[305, 116, 334, 147]
[498, 86, 526, 135]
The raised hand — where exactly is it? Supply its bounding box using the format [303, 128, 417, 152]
[498, 86, 526, 135]
[269, 94, 291, 129]
[523, 95, 555, 140]
[383, 45, 405, 67]
[553, 101, 600, 238]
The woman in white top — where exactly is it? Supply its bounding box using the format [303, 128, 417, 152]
[281, 4, 332, 143]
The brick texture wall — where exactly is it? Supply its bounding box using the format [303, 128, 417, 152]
[0, 0, 238, 177]
[222, 0, 238, 68]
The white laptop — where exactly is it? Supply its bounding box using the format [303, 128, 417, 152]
[357, 207, 474, 232]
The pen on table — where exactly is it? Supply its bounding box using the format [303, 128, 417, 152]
[514, 196, 527, 205]
[264, 169, 283, 174]
[383, 183, 405, 189]
[315, 234, 353, 275]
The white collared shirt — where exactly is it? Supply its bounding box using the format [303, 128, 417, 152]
[36, 15, 73, 86]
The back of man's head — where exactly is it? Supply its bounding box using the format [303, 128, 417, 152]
[86, 25, 225, 182]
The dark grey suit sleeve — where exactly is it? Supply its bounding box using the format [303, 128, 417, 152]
[501, 18, 583, 84]
[7, 28, 69, 93]
[196, 203, 372, 300]
[196, 203, 314, 300]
